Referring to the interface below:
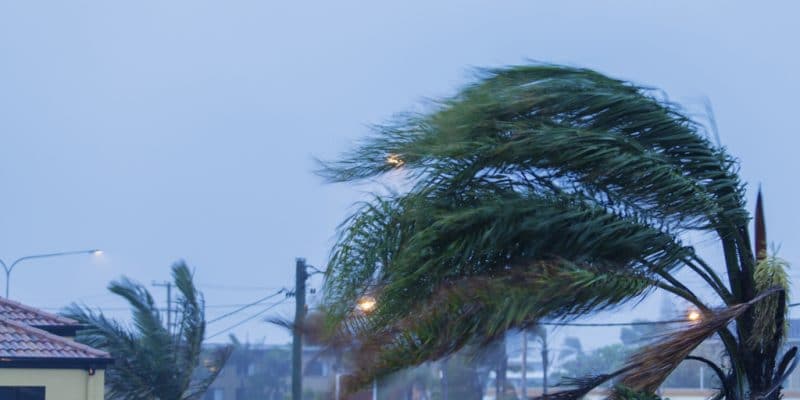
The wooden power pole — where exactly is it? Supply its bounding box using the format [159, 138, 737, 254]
[292, 258, 308, 400]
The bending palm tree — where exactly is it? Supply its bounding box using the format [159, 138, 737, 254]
[319, 64, 793, 399]
[66, 262, 230, 400]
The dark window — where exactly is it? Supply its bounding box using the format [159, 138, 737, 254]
[0, 387, 45, 400]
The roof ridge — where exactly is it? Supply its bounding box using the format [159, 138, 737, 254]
[0, 315, 110, 359]
[0, 296, 79, 326]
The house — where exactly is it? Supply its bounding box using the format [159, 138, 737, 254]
[0, 297, 111, 400]
[203, 344, 339, 400]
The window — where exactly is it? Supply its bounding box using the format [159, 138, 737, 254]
[0, 387, 45, 400]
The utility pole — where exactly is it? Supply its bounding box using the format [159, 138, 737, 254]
[292, 258, 308, 400]
[441, 358, 449, 400]
[541, 335, 548, 396]
[521, 331, 527, 400]
[152, 281, 173, 333]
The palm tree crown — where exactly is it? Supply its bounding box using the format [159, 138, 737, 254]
[66, 262, 230, 400]
[319, 64, 792, 399]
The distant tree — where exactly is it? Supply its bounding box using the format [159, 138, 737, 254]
[620, 321, 662, 347]
[226, 335, 290, 400]
[65, 262, 230, 400]
[444, 352, 484, 400]
[559, 337, 585, 373]
[560, 344, 629, 382]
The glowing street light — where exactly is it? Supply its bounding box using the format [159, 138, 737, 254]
[355, 294, 379, 400]
[356, 295, 377, 314]
[386, 153, 404, 167]
[0, 249, 102, 298]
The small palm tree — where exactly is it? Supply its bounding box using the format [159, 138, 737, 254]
[66, 262, 230, 400]
[318, 64, 793, 399]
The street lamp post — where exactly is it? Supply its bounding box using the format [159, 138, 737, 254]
[0, 249, 102, 298]
[356, 296, 378, 400]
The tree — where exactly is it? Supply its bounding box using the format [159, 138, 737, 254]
[317, 64, 794, 400]
[619, 321, 661, 347]
[226, 335, 291, 400]
[559, 344, 629, 382]
[65, 262, 230, 400]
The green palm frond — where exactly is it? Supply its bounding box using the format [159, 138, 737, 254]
[321, 65, 746, 230]
[326, 187, 693, 333]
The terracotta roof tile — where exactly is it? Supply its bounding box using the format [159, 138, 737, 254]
[0, 297, 78, 327]
[0, 316, 109, 360]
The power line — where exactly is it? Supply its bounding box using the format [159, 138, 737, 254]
[206, 298, 290, 340]
[538, 302, 800, 328]
[207, 288, 287, 324]
[36, 299, 294, 312]
[199, 283, 284, 291]
[539, 319, 690, 327]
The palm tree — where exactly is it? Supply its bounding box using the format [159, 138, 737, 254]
[317, 64, 793, 399]
[65, 262, 230, 400]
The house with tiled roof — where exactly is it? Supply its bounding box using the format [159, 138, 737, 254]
[0, 298, 111, 400]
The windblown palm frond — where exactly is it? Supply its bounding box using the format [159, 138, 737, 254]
[319, 64, 788, 399]
[64, 261, 230, 400]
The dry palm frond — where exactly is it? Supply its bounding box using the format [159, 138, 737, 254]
[533, 367, 634, 400]
[619, 290, 780, 394]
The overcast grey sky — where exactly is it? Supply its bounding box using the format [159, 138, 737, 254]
[1, 1, 798, 348]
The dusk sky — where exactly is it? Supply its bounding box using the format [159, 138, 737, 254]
[1, 1, 798, 349]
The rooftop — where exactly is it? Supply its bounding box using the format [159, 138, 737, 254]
[0, 297, 79, 328]
[0, 315, 110, 368]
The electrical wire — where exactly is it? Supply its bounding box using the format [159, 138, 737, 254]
[539, 319, 690, 327]
[206, 288, 287, 324]
[206, 298, 290, 340]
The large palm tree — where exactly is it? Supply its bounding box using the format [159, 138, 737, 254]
[318, 65, 793, 399]
[66, 262, 230, 400]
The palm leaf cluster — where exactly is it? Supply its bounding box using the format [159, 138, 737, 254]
[319, 65, 793, 399]
[65, 262, 230, 400]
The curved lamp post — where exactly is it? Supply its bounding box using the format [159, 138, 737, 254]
[0, 249, 102, 298]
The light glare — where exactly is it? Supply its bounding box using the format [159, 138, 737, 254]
[356, 296, 377, 313]
[386, 154, 404, 167]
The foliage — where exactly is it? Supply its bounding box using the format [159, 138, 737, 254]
[620, 321, 662, 347]
[224, 336, 290, 400]
[65, 262, 230, 400]
[613, 385, 664, 400]
[318, 64, 794, 399]
[560, 344, 629, 381]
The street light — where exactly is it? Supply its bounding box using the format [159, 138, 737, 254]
[356, 295, 377, 314]
[355, 295, 378, 400]
[0, 249, 102, 298]
[386, 153, 404, 167]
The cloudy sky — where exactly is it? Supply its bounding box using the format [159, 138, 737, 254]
[1, 1, 798, 349]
